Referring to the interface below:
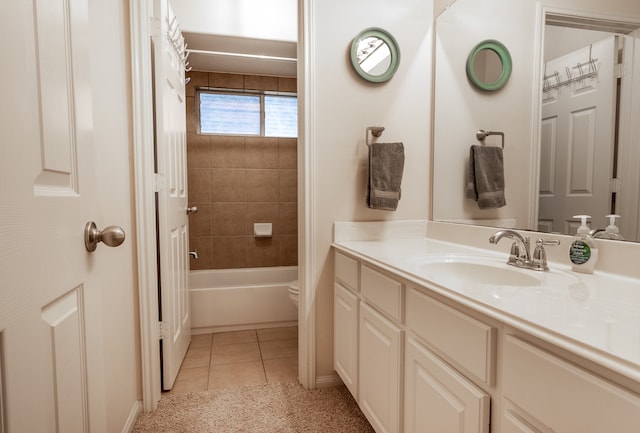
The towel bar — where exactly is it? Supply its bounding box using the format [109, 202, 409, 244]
[476, 129, 504, 149]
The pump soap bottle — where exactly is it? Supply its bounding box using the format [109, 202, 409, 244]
[569, 215, 598, 274]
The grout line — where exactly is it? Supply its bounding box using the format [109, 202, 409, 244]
[206, 333, 214, 390]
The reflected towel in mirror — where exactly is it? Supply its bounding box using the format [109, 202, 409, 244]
[366, 142, 405, 211]
[465, 144, 506, 209]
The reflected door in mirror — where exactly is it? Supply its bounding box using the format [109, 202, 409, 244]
[538, 37, 617, 234]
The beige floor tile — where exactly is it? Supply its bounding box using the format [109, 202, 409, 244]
[181, 346, 211, 369]
[167, 366, 209, 394]
[211, 342, 261, 365]
[190, 333, 213, 348]
[212, 329, 257, 346]
[259, 338, 298, 360]
[257, 326, 298, 341]
[208, 361, 266, 390]
[263, 357, 298, 383]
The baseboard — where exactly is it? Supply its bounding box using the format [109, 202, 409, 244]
[315, 373, 343, 389]
[121, 400, 142, 433]
[191, 320, 298, 335]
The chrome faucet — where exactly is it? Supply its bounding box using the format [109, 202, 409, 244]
[189, 250, 199, 259]
[489, 230, 559, 271]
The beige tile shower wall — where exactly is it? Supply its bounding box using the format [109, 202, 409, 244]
[185, 71, 298, 270]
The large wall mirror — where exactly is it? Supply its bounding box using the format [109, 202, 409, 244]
[432, 0, 640, 242]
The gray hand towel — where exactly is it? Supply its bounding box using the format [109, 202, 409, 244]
[366, 142, 405, 211]
[465, 144, 506, 209]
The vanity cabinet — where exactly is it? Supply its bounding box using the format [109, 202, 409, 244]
[334, 251, 491, 433]
[334, 239, 640, 433]
[502, 334, 640, 433]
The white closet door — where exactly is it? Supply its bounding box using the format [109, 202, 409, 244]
[152, 0, 191, 390]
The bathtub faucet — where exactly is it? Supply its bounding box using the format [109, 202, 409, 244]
[189, 250, 199, 259]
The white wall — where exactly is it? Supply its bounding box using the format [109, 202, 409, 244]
[305, 0, 434, 379]
[171, 0, 297, 41]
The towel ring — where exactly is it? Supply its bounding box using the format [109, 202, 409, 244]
[476, 130, 504, 149]
[366, 126, 385, 147]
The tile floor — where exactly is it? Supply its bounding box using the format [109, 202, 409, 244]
[166, 326, 298, 394]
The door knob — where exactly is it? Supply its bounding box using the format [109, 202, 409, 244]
[186, 206, 198, 214]
[84, 221, 126, 252]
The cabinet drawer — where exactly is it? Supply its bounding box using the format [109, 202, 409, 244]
[335, 252, 359, 291]
[503, 335, 640, 433]
[406, 287, 495, 385]
[361, 265, 403, 322]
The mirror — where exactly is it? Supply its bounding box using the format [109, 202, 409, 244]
[466, 40, 512, 91]
[350, 27, 400, 83]
[432, 0, 640, 242]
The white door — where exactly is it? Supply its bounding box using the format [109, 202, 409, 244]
[538, 36, 618, 234]
[152, 0, 191, 390]
[0, 0, 111, 431]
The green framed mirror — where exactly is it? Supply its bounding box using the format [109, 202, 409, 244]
[466, 39, 512, 91]
[350, 27, 401, 83]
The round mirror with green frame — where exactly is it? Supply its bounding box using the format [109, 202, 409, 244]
[350, 27, 401, 83]
[466, 39, 512, 91]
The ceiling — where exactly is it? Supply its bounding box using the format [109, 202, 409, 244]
[184, 32, 297, 77]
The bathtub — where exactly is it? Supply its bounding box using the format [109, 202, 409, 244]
[189, 266, 298, 334]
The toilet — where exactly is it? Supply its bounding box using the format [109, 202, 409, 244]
[288, 279, 299, 308]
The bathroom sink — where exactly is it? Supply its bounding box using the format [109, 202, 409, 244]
[407, 254, 570, 289]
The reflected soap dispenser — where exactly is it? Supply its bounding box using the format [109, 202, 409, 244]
[597, 214, 624, 240]
[569, 215, 598, 274]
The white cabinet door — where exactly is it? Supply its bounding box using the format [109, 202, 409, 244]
[334, 283, 359, 398]
[404, 337, 490, 433]
[359, 303, 403, 433]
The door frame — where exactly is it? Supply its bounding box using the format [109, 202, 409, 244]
[129, 0, 316, 411]
[130, 0, 163, 412]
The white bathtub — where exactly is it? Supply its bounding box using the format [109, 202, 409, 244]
[189, 266, 298, 334]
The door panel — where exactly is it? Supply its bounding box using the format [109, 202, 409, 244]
[153, 0, 191, 390]
[41, 288, 89, 433]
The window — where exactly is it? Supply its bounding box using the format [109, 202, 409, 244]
[198, 90, 297, 138]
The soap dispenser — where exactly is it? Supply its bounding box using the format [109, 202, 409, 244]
[569, 215, 598, 274]
[595, 214, 624, 240]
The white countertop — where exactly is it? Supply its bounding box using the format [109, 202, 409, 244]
[333, 237, 640, 382]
